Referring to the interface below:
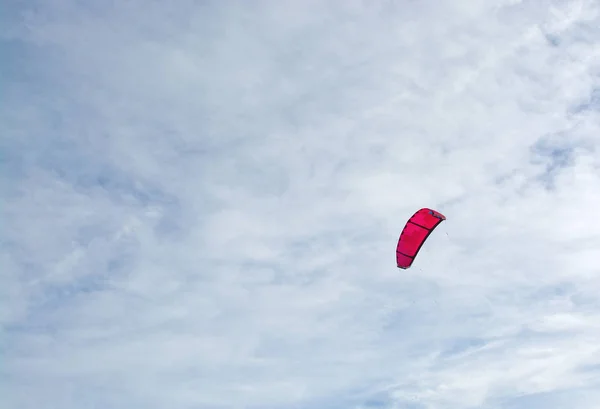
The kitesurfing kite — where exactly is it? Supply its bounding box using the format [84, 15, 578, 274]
[396, 207, 446, 269]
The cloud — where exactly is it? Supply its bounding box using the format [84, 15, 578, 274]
[2, 0, 600, 408]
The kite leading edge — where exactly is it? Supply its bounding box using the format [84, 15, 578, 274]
[396, 208, 446, 269]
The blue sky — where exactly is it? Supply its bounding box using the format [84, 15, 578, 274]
[2, 1, 600, 408]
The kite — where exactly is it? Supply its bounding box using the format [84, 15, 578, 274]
[396, 208, 446, 269]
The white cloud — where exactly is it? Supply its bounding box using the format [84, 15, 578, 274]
[2, 1, 600, 408]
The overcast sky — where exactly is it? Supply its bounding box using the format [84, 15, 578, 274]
[2, 1, 600, 408]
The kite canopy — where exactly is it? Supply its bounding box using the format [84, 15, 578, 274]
[396, 208, 446, 269]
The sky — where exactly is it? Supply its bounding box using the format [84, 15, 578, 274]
[2, 0, 600, 408]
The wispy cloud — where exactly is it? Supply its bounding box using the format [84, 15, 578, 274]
[3, 1, 600, 408]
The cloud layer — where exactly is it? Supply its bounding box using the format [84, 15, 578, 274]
[3, 1, 600, 408]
